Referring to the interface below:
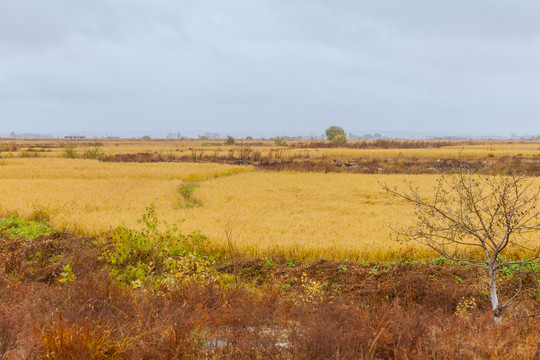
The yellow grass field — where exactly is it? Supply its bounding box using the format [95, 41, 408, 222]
[316, 145, 540, 159]
[1, 157, 539, 260]
[3, 138, 540, 160]
[0, 158, 251, 233]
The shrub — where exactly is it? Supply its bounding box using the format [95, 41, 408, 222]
[178, 182, 201, 208]
[225, 136, 235, 145]
[19, 151, 38, 158]
[274, 137, 288, 146]
[331, 134, 347, 145]
[82, 146, 104, 160]
[37, 317, 130, 359]
[63, 144, 78, 159]
[102, 204, 213, 290]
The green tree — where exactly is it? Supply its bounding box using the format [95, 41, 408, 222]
[325, 126, 345, 141]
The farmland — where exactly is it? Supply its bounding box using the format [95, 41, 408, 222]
[0, 157, 431, 260]
[1, 139, 540, 259]
[1, 139, 539, 358]
[2, 156, 538, 260]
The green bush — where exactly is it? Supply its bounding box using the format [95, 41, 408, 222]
[178, 182, 201, 208]
[20, 151, 38, 158]
[63, 144, 78, 159]
[82, 146, 103, 160]
[103, 204, 214, 290]
[332, 134, 347, 145]
[274, 137, 288, 146]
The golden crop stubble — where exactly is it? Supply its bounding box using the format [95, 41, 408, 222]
[0, 158, 249, 233]
[318, 145, 540, 159]
[1, 159, 420, 259]
[184, 172, 442, 260]
[1, 158, 538, 261]
[185, 172, 540, 260]
[5, 139, 540, 161]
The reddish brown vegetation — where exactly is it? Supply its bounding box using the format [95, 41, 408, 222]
[290, 139, 459, 149]
[100, 150, 540, 176]
[0, 233, 538, 359]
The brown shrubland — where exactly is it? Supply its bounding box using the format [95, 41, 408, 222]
[0, 232, 538, 359]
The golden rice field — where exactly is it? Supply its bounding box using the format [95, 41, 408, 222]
[1, 157, 539, 260]
[0, 158, 251, 233]
[94, 140, 540, 159]
[316, 145, 540, 159]
[4, 139, 540, 160]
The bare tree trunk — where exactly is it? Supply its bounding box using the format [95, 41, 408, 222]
[488, 267, 501, 323]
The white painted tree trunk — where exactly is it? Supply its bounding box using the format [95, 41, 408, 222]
[489, 268, 502, 323]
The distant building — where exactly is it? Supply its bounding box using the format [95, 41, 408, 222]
[64, 135, 86, 139]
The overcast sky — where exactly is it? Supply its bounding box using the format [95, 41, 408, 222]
[1, 1, 539, 137]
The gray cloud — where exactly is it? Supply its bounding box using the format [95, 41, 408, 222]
[1, 0, 539, 136]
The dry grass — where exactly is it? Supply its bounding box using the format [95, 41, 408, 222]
[191, 172, 428, 260]
[0, 158, 252, 235]
[3, 138, 540, 160]
[316, 145, 540, 159]
[0, 158, 426, 260]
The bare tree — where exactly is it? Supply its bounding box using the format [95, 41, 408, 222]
[383, 169, 540, 322]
